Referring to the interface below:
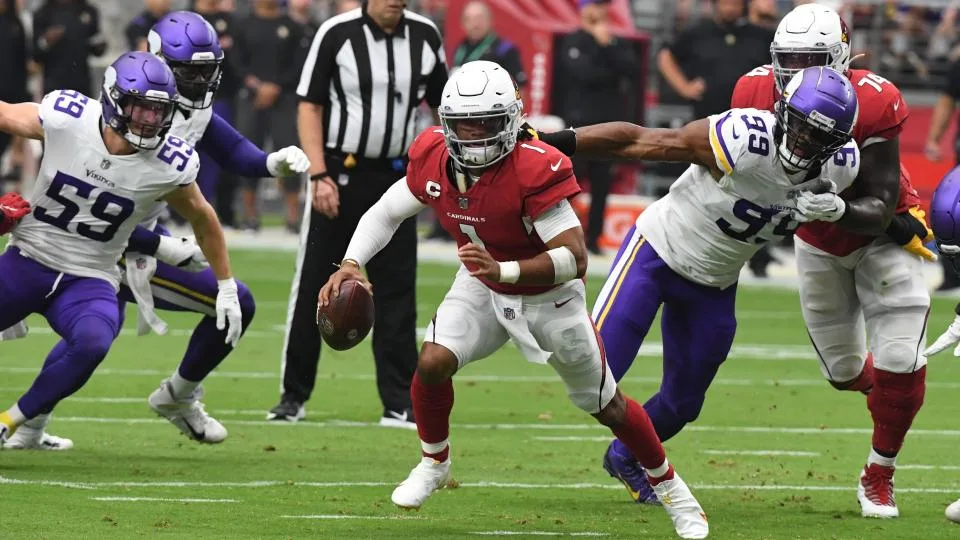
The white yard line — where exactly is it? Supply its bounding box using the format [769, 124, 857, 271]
[0, 476, 956, 494]
[700, 450, 821, 457]
[280, 514, 421, 520]
[470, 532, 607, 537]
[39, 416, 960, 437]
[91, 496, 238, 503]
[897, 465, 960, 471]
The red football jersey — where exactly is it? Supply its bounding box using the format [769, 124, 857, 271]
[406, 127, 580, 295]
[731, 65, 920, 256]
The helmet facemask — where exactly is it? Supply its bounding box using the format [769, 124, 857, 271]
[168, 58, 222, 109]
[771, 46, 834, 92]
[775, 100, 852, 175]
[440, 103, 521, 170]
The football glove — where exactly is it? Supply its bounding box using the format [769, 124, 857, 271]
[0, 192, 30, 235]
[794, 190, 847, 223]
[885, 206, 937, 262]
[517, 121, 540, 141]
[216, 278, 243, 348]
[267, 146, 311, 177]
[924, 313, 960, 357]
[154, 235, 209, 272]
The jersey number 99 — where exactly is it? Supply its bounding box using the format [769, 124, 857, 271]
[34, 172, 135, 242]
[716, 199, 797, 244]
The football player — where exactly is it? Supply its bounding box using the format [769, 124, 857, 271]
[0, 52, 239, 448]
[532, 65, 861, 507]
[2, 11, 310, 449]
[726, 4, 929, 518]
[320, 61, 709, 539]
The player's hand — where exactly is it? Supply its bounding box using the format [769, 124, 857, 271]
[155, 235, 210, 272]
[318, 260, 371, 308]
[0, 192, 30, 235]
[312, 177, 340, 218]
[216, 278, 243, 348]
[924, 314, 960, 357]
[886, 206, 937, 262]
[924, 140, 943, 161]
[681, 78, 706, 101]
[458, 242, 500, 281]
[795, 190, 846, 222]
[254, 82, 281, 109]
[267, 146, 311, 177]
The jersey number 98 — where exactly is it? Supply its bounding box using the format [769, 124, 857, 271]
[34, 172, 135, 242]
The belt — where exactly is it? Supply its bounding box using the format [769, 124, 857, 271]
[326, 150, 408, 173]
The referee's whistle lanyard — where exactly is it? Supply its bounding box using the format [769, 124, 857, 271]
[454, 34, 497, 67]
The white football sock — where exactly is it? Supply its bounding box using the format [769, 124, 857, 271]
[647, 458, 670, 478]
[421, 439, 448, 455]
[22, 413, 51, 430]
[169, 371, 201, 400]
[868, 447, 896, 468]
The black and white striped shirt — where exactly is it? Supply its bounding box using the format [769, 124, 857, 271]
[297, 5, 448, 160]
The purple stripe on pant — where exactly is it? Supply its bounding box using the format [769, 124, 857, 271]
[593, 225, 738, 441]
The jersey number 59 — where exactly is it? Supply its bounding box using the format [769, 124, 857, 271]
[34, 172, 135, 242]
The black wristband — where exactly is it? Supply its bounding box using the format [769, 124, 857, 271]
[885, 213, 925, 245]
[310, 172, 331, 181]
[538, 128, 577, 157]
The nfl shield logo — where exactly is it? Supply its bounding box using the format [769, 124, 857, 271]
[101, 159, 111, 170]
[135, 257, 147, 270]
[503, 307, 515, 321]
[458, 196, 469, 209]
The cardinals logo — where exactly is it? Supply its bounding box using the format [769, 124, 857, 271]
[839, 19, 850, 45]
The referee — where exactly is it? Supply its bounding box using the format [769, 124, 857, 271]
[269, 0, 448, 427]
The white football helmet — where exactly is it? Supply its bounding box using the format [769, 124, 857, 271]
[771, 4, 852, 92]
[439, 60, 523, 169]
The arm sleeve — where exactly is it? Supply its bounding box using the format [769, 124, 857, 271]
[343, 178, 426, 266]
[127, 225, 162, 255]
[197, 112, 271, 178]
[532, 199, 582, 242]
[296, 19, 340, 104]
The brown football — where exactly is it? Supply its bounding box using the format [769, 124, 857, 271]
[316, 279, 375, 351]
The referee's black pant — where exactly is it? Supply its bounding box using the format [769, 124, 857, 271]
[280, 153, 419, 412]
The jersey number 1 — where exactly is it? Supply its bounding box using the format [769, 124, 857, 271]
[459, 223, 485, 247]
[34, 172, 135, 242]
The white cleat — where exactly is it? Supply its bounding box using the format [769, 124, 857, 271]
[858, 464, 899, 518]
[390, 457, 453, 510]
[4, 428, 73, 450]
[148, 380, 227, 444]
[946, 499, 960, 523]
[651, 471, 709, 539]
[0, 424, 10, 449]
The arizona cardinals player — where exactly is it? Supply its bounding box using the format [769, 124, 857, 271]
[728, 4, 930, 519]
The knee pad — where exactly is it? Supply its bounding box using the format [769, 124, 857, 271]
[829, 352, 874, 394]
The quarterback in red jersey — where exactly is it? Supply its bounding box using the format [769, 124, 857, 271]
[730, 4, 929, 519]
[319, 61, 708, 539]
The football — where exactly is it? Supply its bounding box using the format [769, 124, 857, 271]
[316, 279, 375, 351]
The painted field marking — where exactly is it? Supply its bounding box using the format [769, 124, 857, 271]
[700, 450, 821, 457]
[91, 496, 237, 503]
[280, 514, 422, 520]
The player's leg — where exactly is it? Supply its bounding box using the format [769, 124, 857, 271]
[124, 263, 256, 443]
[796, 238, 872, 392]
[2, 275, 118, 446]
[532, 281, 708, 539]
[391, 270, 508, 509]
[365, 215, 419, 427]
[853, 241, 930, 518]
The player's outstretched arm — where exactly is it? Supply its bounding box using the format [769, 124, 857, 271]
[836, 139, 899, 235]
[198, 113, 310, 178]
[459, 199, 587, 286]
[319, 178, 427, 306]
[0, 101, 43, 140]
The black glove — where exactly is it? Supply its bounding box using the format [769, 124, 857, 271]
[517, 122, 540, 142]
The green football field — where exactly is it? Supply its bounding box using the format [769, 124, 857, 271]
[2, 248, 960, 539]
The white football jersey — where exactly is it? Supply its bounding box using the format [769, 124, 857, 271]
[637, 107, 860, 288]
[140, 105, 213, 228]
[10, 90, 200, 288]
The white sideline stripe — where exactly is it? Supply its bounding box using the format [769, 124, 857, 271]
[91, 496, 238, 503]
[70, 397, 143, 404]
[471, 532, 607, 537]
[1, 476, 957, 494]
[898, 465, 960, 471]
[281, 515, 421, 520]
[700, 450, 821, 457]
[39, 416, 960, 437]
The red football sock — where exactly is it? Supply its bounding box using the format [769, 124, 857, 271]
[610, 396, 666, 471]
[868, 366, 926, 457]
[830, 353, 875, 394]
[412, 371, 454, 462]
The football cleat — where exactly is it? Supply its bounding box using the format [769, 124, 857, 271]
[380, 408, 416, 430]
[0, 424, 10, 448]
[4, 429, 73, 451]
[651, 470, 709, 539]
[266, 399, 305, 422]
[602, 440, 660, 504]
[148, 380, 227, 444]
[391, 456, 453, 510]
[946, 498, 960, 523]
[858, 463, 899, 518]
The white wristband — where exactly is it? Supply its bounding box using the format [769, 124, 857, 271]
[547, 246, 578, 283]
[498, 260, 520, 284]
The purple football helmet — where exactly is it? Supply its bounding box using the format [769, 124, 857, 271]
[775, 65, 858, 174]
[101, 51, 179, 150]
[930, 166, 960, 275]
[148, 11, 223, 109]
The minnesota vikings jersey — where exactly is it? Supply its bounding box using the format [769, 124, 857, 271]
[636, 107, 860, 288]
[140, 105, 213, 228]
[10, 90, 200, 288]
